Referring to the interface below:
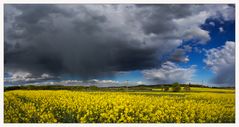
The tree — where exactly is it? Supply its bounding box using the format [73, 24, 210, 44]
[172, 82, 181, 92]
[88, 85, 98, 90]
[163, 86, 169, 92]
[184, 83, 191, 91]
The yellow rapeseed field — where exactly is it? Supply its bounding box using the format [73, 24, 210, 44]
[4, 90, 235, 123]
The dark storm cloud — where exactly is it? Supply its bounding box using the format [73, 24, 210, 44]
[4, 5, 160, 79]
[137, 4, 192, 35]
[4, 4, 234, 80]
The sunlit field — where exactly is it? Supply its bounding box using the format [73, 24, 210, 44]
[4, 88, 235, 123]
[152, 87, 235, 93]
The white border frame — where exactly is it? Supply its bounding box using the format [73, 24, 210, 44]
[0, 0, 238, 127]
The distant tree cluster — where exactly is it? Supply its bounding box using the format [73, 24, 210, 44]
[162, 82, 191, 92]
[184, 84, 191, 91]
[172, 82, 181, 92]
[163, 86, 169, 92]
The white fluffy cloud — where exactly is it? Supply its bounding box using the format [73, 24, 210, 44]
[86, 79, 146, 87]
[219, 27, 224, 32]
[11, 72, 32, 82]
[21, 79, 146, 87]
[173, 11, 211, 44]
[182, 27, 210, 44]
[204, 41, 235, 86]
[5, 71, 54, 84]
[209, 21, 215, 26]
[142, 61, 196, 84]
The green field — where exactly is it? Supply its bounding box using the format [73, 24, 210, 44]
[152, 87, 235, 93]
[4, 86, 235, 123]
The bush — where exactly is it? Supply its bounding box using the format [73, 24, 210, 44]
[184, 85, 191, 91]
[172, 82, 181, 92]
[163, 86, 169, 92]
[88, 85, 99, 90]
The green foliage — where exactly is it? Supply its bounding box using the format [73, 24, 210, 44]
[88, 85, 99, 90]
[184, 85, 191, 92]
[163, 86, 169, 92]
[172, 82, 181, 92]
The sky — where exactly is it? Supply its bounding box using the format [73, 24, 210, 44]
[4, 4, 235, 87]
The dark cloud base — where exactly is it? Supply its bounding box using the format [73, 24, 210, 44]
[4, 4, 190, 79]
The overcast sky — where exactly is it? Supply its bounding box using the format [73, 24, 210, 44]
[4, 4, 235, 87]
